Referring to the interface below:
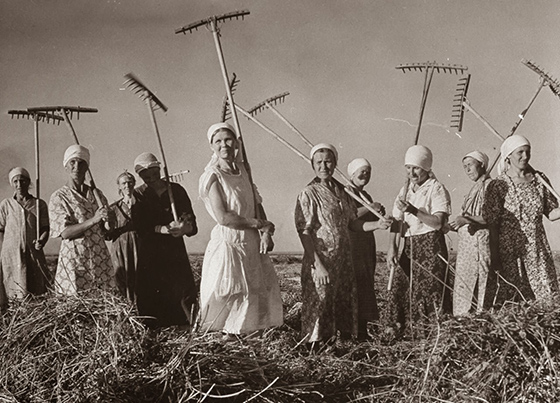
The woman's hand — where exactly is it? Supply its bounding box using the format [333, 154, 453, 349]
[395, 199, 418, 215]
[257, 219, 275, 235]
[387, 244, 398, 268]
[93, 206, 109, 224]
[312, 259, 330, 287]
[448, 215, 469, 231]
[33, 239, 44, 251]
[260, 232, 274, 254]
[167, 220, 193, 238]
[375, 217, 393, 231]
[370, 201, 386, 216]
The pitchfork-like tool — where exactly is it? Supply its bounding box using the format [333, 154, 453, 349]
[8, 109, 63, 241]
[176, 11, 261, 217]
[123, 72, 179, 222]
[220, 73, 239, 123]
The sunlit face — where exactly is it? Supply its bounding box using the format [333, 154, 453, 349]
[11, 175, 30, 195]
[138, 166, 161, 188]
[65, 158, 88, 184]
[118, 175, 135, 197]
[211, 129, 237, 161]
[508, 145, 531, 171]
[405, 165, 429, 186]
[462, 157, 485, 182]
[312, 150, 336, 181]
[351, 166, 371, 188]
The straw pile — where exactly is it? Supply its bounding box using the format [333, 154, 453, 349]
[0, 255, 559, 402]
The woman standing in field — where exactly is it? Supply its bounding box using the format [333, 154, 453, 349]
[49, 145, 114, 295]
[448, 151, 492, 316]
[295, 144, 391, 348]
[345, 158, 385, 339]
[134, 152, 198, 328]
[0, 167, 50, 303]
[483, 135, 560, 304]
[198, 122, 283, 335]
[386, 145, 452, 333]
[106, 171, 139, 303]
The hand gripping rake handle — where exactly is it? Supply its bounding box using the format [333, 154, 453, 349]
[8, 110, 63, 240]
[235, 104, 386, 220]
[123, 73, 178, 222]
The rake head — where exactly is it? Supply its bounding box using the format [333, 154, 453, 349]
[450, 74, 471, 132]
[396, 61, 468, 75]
[27, 106, 98, 120]
[248, 92, 290, 117]
[123, 73, 168, 112]
[522, 59, 560, 99]
[165, 169, 190, 183]
[175, 10, 250, 35]
[221, 73, 239, 122]
[8, 109, 64, 125]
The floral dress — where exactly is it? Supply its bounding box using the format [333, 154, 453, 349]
[295, 178, 358, 342]
[483, 173, 558, 303]
[49, 185, 114, 295]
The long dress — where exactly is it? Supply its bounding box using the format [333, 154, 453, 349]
[0, 196, 50, 298]
[49, 185, 114, 295]
[106, 198, 139, 302]
[345, 185, 380, 325]
[134, 182, 197, 327]
[198, 164, 283, 334]
[295, 178, 358, 342]
[387, 178, 452, 332]
[483, 173, 558, 303]
[454, 177, 491, 316]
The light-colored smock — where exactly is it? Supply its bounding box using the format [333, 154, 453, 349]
[199, 164, 283, 334]
[454, 177, 491, 316]
[49, 185, 114, 295]
[0, 196, 50, 298]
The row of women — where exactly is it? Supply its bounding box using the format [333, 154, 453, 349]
[1, 126, 559, 346]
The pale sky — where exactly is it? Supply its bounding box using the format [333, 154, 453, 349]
[1, 0, 560, 255]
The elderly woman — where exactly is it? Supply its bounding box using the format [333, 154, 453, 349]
[106, 171, 139, 302]
[49, 145, 114, 295]
[387, 145, 452, 333]
[345, 158, 386, 339]
[0, 167, 50, 303]
[295, 144, 391, 348]
[483, 135, 560, 304]
[198, 123, 283, 335]
[449, 151, 492, 316]
[134, 152, 198, 328]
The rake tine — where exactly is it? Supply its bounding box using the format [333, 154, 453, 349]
[248, 92, 290, 117]
[221, 73, 239, 122]
[523, 59, 560, 100]
[124, 73, 168, 113]
[175, 10, 250, 35]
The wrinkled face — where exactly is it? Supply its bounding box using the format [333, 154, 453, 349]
[118, 175, 135, 196]
[405, 165, 429, 186]
[509, 145, 531, 171]
[65, 158, 88, 184]
[11, 175, 30, 195]
[351, 166, 371, 188]
[463, 157, 485, 182]
[138, 166, 161, 188]
[312, 150, 336, 181]
[211, 129, 237, 161]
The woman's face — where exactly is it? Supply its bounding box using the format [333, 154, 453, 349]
[118, 175, 135, 197]
[211, 129, 237, 161]
[65, 158, 88, 184]
[312, 150, 336, 181]
[351, 166, 371, 188]
[509, 145, 531, 171]
[138, 166, 161, 188]
[11, 175, 30, 196]
[462, 157, 485, 182]
[405, 165, 429, 186]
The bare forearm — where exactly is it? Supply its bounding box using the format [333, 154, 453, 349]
[416, 211, 446, 230]
[61, 218, 99, 240]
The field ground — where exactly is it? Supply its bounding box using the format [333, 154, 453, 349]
[1, 253, 560, 402]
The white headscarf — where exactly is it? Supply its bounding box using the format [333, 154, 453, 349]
[310, 143, 338, 164]
[498, 135, 531, 175]
[63, 144, 90, 167]
[207, 122, 236, 143]
[134, 152, 160, 174]
[8, 167, 30, 184]
[463, 150, 489, 169]
[404, 145, 432, 172]
[347, 158, 371, 178]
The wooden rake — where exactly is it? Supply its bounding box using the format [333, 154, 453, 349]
[123, 72, 179, 222]
[8, 109, 64, 241]
[450, 73, 560, 202]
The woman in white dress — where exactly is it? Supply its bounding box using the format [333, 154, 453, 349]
[198, 122, 283, 335]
